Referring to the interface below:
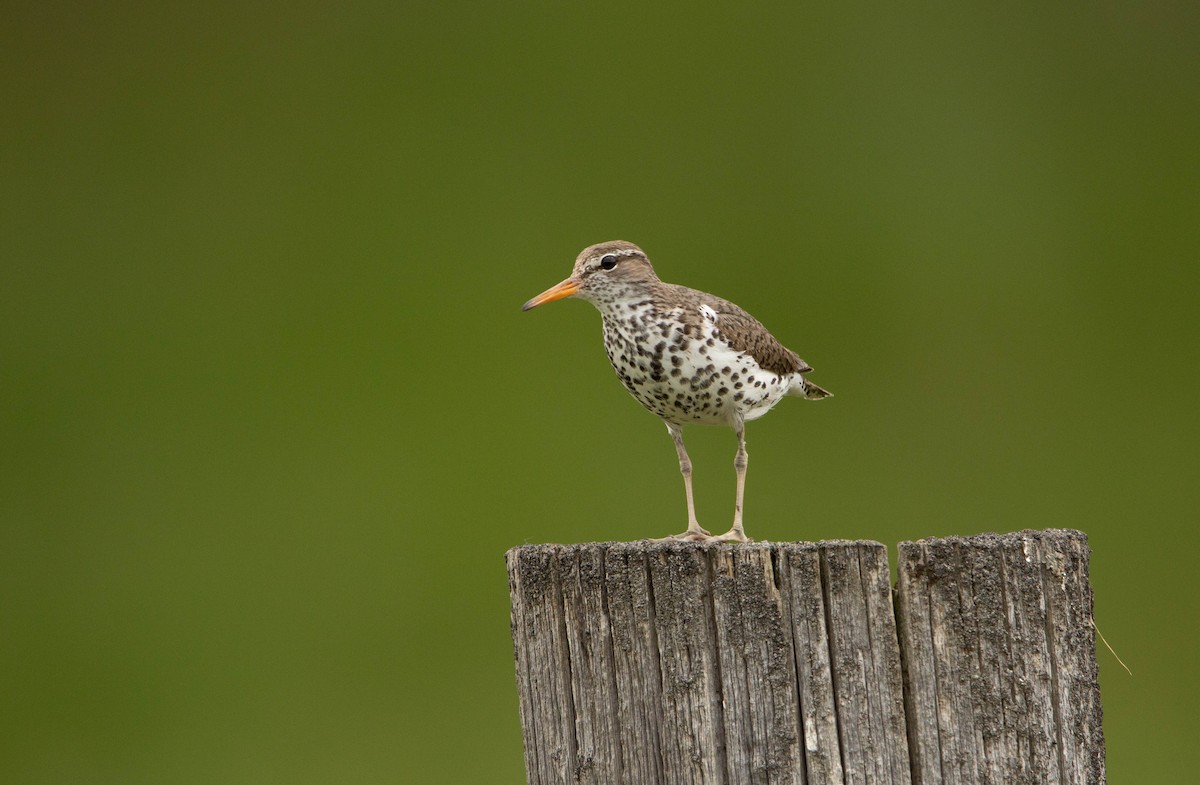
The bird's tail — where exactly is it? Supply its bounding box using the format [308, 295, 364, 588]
[789, 377, 832, 400]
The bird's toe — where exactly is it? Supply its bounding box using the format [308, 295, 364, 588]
[710, 529, 753, 544]
[650, 527, 712, 543]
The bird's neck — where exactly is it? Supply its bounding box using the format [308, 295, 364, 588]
[585, 281, 665, 317]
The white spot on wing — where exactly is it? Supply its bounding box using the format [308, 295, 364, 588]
[699, 304, 717, 322]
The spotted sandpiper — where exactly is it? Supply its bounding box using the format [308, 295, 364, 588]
[522, 241, 830, 543]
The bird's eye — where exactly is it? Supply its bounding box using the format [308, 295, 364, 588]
[600, 254, 618, 270]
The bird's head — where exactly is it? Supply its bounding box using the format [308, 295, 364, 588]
[521, 241, 660, 311]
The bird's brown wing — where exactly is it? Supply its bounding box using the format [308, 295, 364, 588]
[707, 297, 812, 377]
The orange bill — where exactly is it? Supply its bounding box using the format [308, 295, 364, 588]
[521, 278, 578, 311]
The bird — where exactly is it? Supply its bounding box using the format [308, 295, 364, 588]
[521, 241, 830, 542]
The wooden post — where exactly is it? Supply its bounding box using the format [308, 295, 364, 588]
[896, 530, 1105, 785]
[507, 529, 1104, 785]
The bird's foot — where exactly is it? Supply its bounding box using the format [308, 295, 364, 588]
[651, 525, 712, 543]
[709, 527, 752, 544]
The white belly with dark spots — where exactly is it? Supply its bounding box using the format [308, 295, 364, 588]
[600, 306, 791, 426]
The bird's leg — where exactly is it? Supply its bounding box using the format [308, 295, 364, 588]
[653, 422, 711, 542]
[713, 418, 752, 543]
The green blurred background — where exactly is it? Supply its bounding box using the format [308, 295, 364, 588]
[3, 2, 1196, 782]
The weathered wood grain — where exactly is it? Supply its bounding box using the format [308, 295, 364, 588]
[646, 543, 727, 784]
[508, 530, 1104, 785]
[777, 544, 843, 785]
[1039, 533, 1106, 785]
[603, 544, 665, 783]
[709, 546, 802, 784]
[508, 546, 577, 784]
[820, 542, 911, 785]
[558, 546, 622, 782]
[895, 529, 1105, 785]
[508, 540, 906, 785]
